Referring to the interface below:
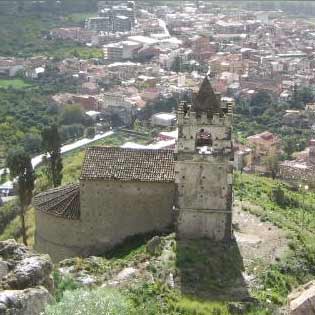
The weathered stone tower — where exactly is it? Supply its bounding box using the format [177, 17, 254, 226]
[175, 76, 233, 240]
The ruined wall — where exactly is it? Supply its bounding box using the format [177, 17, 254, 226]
[279, 164, 315, 183]
[80, 180, 175, 252]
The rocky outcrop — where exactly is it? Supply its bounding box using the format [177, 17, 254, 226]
[146, 236, 162, 255]
[0, 287, 52, 315]
[0, 239, 53, 315]
[289, 281, 315, 315]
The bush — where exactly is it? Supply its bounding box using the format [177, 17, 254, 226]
[85, 127, 96, 139]
[44, 287, 131, 315]
[0, 201, 19, 234]
[60, 124, 84, 141]
[271, 186, 286, 207]
[52, 271, 79, 302]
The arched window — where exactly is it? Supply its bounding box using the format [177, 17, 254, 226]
[196, 129, 212, 147]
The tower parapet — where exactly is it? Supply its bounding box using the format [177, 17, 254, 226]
[175, 76, 233, 241]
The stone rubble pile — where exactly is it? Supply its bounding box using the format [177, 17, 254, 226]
[0, 239, 53, 315]
[288, 280, 315, 315]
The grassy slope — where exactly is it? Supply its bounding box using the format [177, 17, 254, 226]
[49, 173, 315, 315]
[0, 79, 33, 89]
[234, 173, 315, 305]
[4, 136, 315, 313]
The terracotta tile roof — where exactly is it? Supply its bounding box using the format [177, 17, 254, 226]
[80, 147, 175, 182]
[33, 184, 80, 220]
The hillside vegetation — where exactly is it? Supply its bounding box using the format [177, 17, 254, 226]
[0, 0, 97, 57]
[234, 173, 315, 305]
[3, 163, 315, 314]
[38, 172, 315, 315]
[3, 131, 315, 313]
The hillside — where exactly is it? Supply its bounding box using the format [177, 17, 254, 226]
[34, 172, 315, 315]
[2, 151, 315, 314]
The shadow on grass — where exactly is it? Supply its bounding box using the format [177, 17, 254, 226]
[176, 238, 251, 302]
[103, 232, 155, 260]
[103, 229, 172, 260]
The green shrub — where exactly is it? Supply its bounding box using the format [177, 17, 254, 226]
[44, 287, 131, 315]
[173, 297, 230, 315]
[0, 201, 19, 234]
[53, 271, 79, 302]
[0, 215, 22, 241]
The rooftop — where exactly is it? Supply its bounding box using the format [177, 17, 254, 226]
[33, 184, 80, 220]
[128, 35, 158, 45]
[81, 147, 175, 182]
[247, 131, 278, 142]
[153, 112, 176, 121]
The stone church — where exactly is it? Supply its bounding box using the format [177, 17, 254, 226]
[33, 76, 233, 261]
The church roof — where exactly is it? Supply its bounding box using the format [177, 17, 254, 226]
[191, 76, 222, 114]
[33, 184, 80, 220]
[81, 147, 175, 182]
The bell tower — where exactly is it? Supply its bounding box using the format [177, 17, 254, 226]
[175, 76, 234, 240]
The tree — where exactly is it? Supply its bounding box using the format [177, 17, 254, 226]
[171, 56, 181, 73]
[283, 137, 298, 159]
[22, 133, 42, 155]
[41, 124, 63, 187]
[60, 104, 85, 126]
[299, 87, 314, 105]
[86, 127, 96, 139]
[271, 185, 286, 207]
[290, 85, 314, 109]
[263, 153, 280, 179]
[133, 119, 141, 131]
[249, 90, 273, 116]
[60, 124, 85, 141]
[6, 148, 35, 245]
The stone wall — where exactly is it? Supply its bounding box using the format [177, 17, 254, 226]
[177, 211, 231, 240]
[279, 164, 315, 183]
[35, 180, 175, 261]
[175, 157, 233, 240]
[80, 180, 175, 251]
[35, 212, 84, 262]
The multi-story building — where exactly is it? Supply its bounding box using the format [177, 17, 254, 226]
[85, 17, 112, 32]
[103, 41, 141, 61]
[114, 15, 132, 32]
[89, 1, 136, 33]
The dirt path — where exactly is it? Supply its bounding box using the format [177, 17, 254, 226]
[233, 200, 289, 290]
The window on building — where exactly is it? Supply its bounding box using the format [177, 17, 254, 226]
[196, 129, 212, 147]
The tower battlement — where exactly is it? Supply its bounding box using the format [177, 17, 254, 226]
[176, 100, 233, 157]
[177, 103, 232, 127]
